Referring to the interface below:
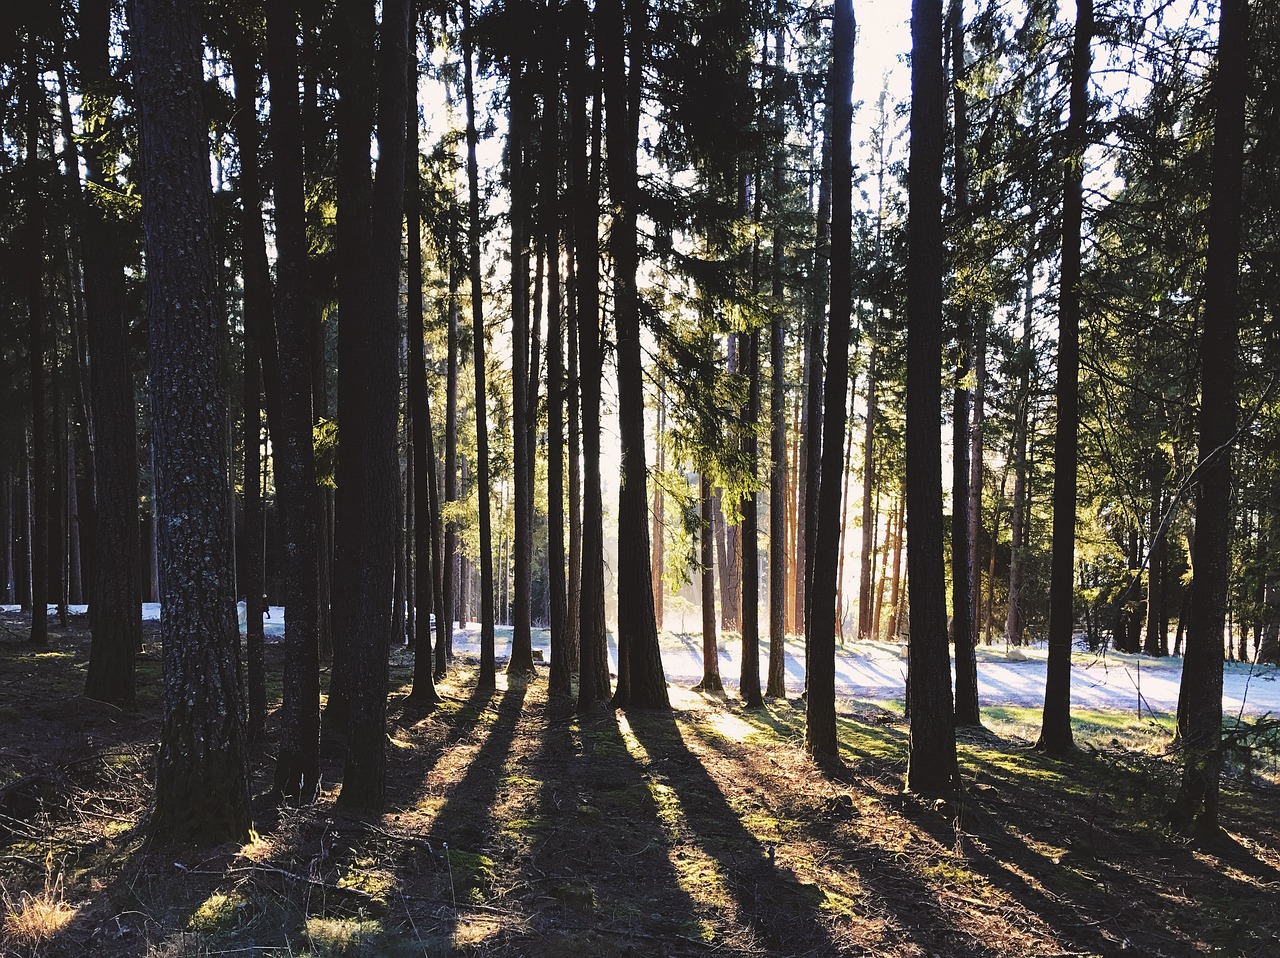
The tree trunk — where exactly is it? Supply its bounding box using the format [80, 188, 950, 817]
[405, 44, 441, 704]
[1006, 257, 1034, 647]
[804, 0, 854, 759]
[949, 0, 979, 728]
[767, 34, 788, 697]
[325, 0, 376, 745]
[1172, 0, 1246, 837]
[602, 0, 667, 710]
[1143, 459, 1166, 655]
[463, 0, 499, 688]
[509, 54, 536, 676]
[441, 254, 460, 676]
[76, 0, 141, 707]
[695, 473, 724, 693]
[545, 16, 571, 694]
[130, 0, 250, 843]
[24, 34, 49, 648]
[337, 0, 412, 811]
[652, 375, 666, 632]
[266, 0, 324, 803]
[565, 223, 583, 679]
[228, 31, 270, 740]
[904, 0, 959, 793]
[572, 0, 611, 710]
[740, 326, 763, 708]
[1038, 0, 1092, 755]
[856, 351, 876, 640]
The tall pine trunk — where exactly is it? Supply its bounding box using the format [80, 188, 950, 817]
[602, 0, 667, 710]
[1171, 0, 1246, 837]
[463, 0, 499, 688]
[904, 0, 959, 793]
[804, 0, 854, 758]
[130, 0, 250, 843]
[1038, 0, 1092, 755]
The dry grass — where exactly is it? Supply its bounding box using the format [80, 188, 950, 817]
[2, 853, 77, 955]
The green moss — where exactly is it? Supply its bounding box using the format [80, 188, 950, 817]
[300, 917, 428, 957]
[186, 892, 243, 934]
[443, 849, 494, 899]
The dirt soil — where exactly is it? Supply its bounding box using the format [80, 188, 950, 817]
[2, 609, 1279, 958]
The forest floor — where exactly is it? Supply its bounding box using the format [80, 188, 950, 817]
[2, 609, 1279, 958]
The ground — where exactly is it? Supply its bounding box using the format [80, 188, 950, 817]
[1, 609, 1278, 957]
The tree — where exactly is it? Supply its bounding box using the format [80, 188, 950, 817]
[949, 0, 980, 727]
[267, 0, 324, 801]
[804, 0, 854, 759]
[463, 0, 499, 691]
[22, 29, 48, 650]
[904, 0, 959, 794]
[1038, 0, 1093, 755]
[77, 0, 142, 709]
[1171, 0, 1248, 838]
[337, 0, 412, 811]
[601, 0, 668, 711]
[130, 0, 251, 843]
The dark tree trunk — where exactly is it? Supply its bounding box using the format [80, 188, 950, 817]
[325, 0, 376, 745]
[509, 54, 536, 676]
[1143, 459, 1166, 655]
[696, 473, 724, 693]
[1006, 258, 1034, 647]
[904, 0, 959, 793]
[800, 106, 832, 638]
[544, 12, 572, 697]
[565, 229, 584, 677]
[1172, 0, 1246, 838]
[857, 350, 877, 640]
[266, 0, 324, 803]
[405, 40, 441, 704]
[463, 0, 498, 689]
[130, 0, 250, 843]
[228, 30, 271, 740]
[335, 0, 412, 811]
[1038, 0, 1092, 755]
[602, 0, 667, 711]
[740, 327, 762, 708]
[949, 0, 980, 727]
[76, 0, 141, 707]
[804, 0, 854, 759]
[24, 34, 49, 649]
[440, 254, 460, 677]
[573, 0, 612, 710]
[767, 27, 788, 699]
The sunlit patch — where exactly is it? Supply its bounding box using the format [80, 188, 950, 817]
[237, 826, 272, 863]
[186, 891, 243, 934]
[703, 710, 758, 742]
[453, 915, 502, 947]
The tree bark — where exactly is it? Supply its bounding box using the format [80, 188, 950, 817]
[695, 473, 724, 693]
[338, 0, 412, 810]
[1171, 0, 1247, 838]
[130, 0, 250, 843]
[804, 0, 854, 759]
[904, 0, 959, 793]
[602, 0, 668, 710]
[1038, 0, 1092, 755]
[463, 0, 499, 689]
[572, 0, 611, 710]
[405, 38, 441, 704]
[228, 29, 270, 741]
[77, 0, 141, 707]
[949, 0, 979, 727]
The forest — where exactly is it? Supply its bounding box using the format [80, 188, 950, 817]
[1, 0, 1279, 955]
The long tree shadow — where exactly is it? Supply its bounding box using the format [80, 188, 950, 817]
[626, 707, 889, 957]
[891, 746, 1280, 957]
[667, 705, 1003, 956]
[402, 678, 529, 950]
[475, 703, 712, 956]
